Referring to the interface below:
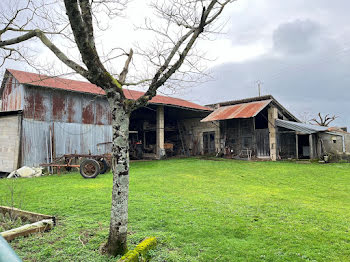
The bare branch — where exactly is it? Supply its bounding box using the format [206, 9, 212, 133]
[119, 48, 133, 84]
[311, 112, 339, 127]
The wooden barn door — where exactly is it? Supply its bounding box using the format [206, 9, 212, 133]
[203, 132, 215, 154]
[256, 129, 270, 157]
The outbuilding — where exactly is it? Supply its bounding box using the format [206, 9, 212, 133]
[0, 69, 217, 173]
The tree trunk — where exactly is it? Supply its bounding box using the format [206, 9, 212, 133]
[105, 101, 130, 256]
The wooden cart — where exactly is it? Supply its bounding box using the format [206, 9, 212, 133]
[41, 153, 112, 178]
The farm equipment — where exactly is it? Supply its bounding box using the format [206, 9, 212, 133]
[129, 131, 143, 160]
[41, 153, 112, 178]
[41, 131, 143, 178]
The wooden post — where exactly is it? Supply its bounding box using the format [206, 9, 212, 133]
[295, 134, 299, 159]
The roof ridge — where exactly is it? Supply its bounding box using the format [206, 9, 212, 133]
[5, 68, 211, 111]
[6, 68, 195, 102]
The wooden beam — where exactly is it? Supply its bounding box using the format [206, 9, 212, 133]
[1, 219, 54, 242]
[0, 206, 55, 224]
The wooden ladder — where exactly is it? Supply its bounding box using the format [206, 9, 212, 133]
[177, 121, 189, 156]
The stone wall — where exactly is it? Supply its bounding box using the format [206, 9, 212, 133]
[181, 118, 220, 155]
[318, 132, 350, 161]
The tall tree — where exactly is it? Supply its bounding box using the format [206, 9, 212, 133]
[0, 0, 235, 256]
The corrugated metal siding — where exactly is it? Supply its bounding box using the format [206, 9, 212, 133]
[21, 119, 49, 167]
[21, 119, 112, 167]
[1, 76, 24, 111]
[201, 100, 271, 122]
[23, 86, 108, 125]
[8, 69, 211, 111]
[276, 119, 328, 134]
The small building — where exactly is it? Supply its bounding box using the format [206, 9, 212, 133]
[201, 95, 350, 161]
[276, 119, 350, 160]
[201, 95, 298, 160]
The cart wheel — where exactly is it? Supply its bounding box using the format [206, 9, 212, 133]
[98, 159, 109, 174]
[80, 159, 100, 178]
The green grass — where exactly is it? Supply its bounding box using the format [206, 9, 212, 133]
[1, 158, 350, 261]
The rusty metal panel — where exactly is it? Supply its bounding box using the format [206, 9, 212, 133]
[66, 94, 78, 123]
[95, 97, 109, 125]
[52, 91, 67, 122]
[82, 96, 95, 124]
[23, 86, 52, 121]
[1, 76, 24, 112]
[33, 91, 45, 121]
[201, 100, 272, 122]
[9, 69, 211, 112]
[23, 86, 35, 119]
[22, 86, 112, 125]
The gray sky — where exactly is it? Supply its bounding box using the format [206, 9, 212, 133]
[3, 0, 350, 128]
[182, 0, 350, 128]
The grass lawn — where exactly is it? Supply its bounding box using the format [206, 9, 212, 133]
[1, 158, 350, 261]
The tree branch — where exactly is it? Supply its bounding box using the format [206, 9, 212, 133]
[119, 48, 133, 84]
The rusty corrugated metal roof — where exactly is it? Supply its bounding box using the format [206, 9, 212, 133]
[7, 69, 211, 111]
[201, 100, 272, 122]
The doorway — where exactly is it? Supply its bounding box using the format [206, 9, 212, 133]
[256, 129, 270, 157]
[297, 134, 310, 159]
[203, 132, 215, 154]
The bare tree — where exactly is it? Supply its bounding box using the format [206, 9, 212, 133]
[298, 111, 312, 124]
[311, 112, 338, 127]
[0, 0, 235, 256]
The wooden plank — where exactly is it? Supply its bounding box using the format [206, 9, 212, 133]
[0, 206, 55, 224]
[1, 219, 54, 242]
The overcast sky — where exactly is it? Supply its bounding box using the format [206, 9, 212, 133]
[182, 0, 350, 128]
[3, 0, 350, 128]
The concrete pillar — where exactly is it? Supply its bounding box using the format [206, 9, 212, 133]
[309, 134, 314, 159]
[268, 106, 278, 161]
[295, 134, 299, 159]
[156, 105, 165, 159]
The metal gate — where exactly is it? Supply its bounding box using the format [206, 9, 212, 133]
[256, 129, 270, 157]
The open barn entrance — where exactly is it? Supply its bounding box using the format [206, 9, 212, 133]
[297, 134, 311, 159]
[130, 105, 209, 159]
[255, 107, 270, 157]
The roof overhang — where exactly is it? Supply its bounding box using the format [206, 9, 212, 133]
[201, 99, 271, 122]
[0, 110, 23, 117]
[276, 119, 328, 134]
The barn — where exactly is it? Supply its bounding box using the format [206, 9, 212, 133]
[1, 69, 349, 174]
[0, 69, 217, 173]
